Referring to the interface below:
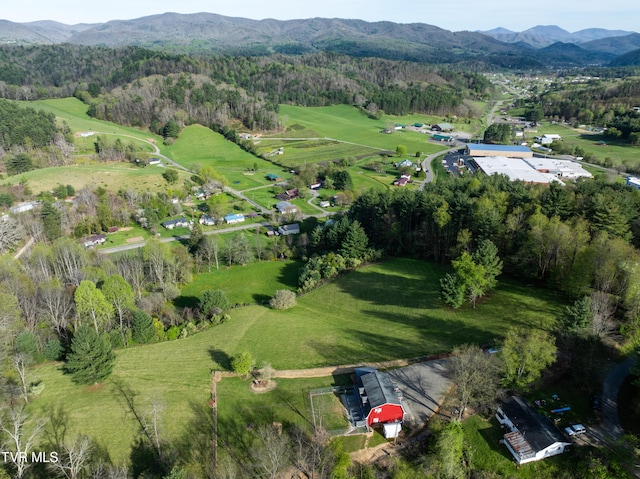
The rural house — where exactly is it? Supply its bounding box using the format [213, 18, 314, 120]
[275, 201, 298, 215]
[354, 367, 405, 438]
[277, 223, 300, 236]
[224, 213, 245, 224]
[276, 188, 299, 201]
[496, 396, 571, 465]
[199, 214, 216, 226]
[82, 234, 107, 248]
[161, 217, 189, 230]
[394, 175, 411, 187]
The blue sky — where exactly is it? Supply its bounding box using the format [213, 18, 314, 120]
[3, 0, 638, 32]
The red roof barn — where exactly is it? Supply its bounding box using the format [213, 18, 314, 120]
[355, 367, 405, 429]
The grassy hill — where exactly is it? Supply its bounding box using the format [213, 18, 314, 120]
[27, 258, 564, 464]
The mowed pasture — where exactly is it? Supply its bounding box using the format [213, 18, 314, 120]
[0, 163, 188, 194]
[28, 258, 564, 463]
[257, 105, 448, 168]
[30, 98, 163, 149]
[165, 125, 279, 188]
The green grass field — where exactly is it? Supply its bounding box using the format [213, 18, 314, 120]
[164, 125, 280, 187]
[0, 163, 188, 194]
[258, 105, 447, 168]
[30, 98, 163, 145]
[27, 258, 565, 464]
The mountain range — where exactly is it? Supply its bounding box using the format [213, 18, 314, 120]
[1, 13, 640, 67]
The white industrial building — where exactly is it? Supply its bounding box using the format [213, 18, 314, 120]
[524, 158, 592, 179]
[473, 157, 564, 185]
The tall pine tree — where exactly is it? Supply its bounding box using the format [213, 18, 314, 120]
[65, 324, 116, 384]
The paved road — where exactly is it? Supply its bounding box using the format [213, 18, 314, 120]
[600, 357, 636, 441]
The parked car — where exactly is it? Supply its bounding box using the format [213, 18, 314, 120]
[564, 424, 587, 436]
[593, 394, 601, 411]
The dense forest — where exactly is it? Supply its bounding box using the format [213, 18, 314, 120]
[0, 45, 493, 136]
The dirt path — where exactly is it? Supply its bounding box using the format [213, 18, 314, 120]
[271, 354, 449, 379]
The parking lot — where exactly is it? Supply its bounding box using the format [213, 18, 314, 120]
[442, 151, 477, 177]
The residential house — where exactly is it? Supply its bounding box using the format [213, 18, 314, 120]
[627, 177, 640, 190]
[162, 217, 189, 230]
[224, 214, 245, 224]
[354, 367, 405, 438]
[496, 396, 571, 465]
[9, 201, 39, 214]
[276, 188, 299, 201]
[394, 175, 411, 187]
[277, 223, 300, 236]
[275, 201, 299, 215]
[82, 234, 107, 248]
[199, 214, 216, 226]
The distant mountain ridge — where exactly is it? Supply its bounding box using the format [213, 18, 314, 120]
[0, 13, 637, 66]
[480, 25, 635, 48]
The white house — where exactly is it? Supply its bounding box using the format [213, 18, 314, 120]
[536, 134, 562, 145]
[496, 396, 571, 465]
[277, 223, 300, 236]
[199, 214, 216, 226]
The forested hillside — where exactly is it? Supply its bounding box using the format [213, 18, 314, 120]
[0, 45, 493, 137]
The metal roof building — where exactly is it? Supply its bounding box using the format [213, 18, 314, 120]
[473, 156, 564, 185]
[466, 144, 533, 159]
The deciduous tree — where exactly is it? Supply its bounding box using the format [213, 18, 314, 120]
[74, 280, 114, 332]
[501, 328, 556, 389]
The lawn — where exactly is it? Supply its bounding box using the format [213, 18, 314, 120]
[180, 259, 302, 306]
[257, 105, 447, 167]
[164, 125, 278, 187]
[0, 163, 187, 195]
[27, 257, 565, 465]
[30, 98, 163, 145]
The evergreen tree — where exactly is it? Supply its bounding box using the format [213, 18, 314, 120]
[131, 309, 156, 344]
[65, 324, 116, 385]
[41, 201, 62, 242]
[440, 273, 465, 309]
[472, 239, 503, 291]
[338, 220, 369, 261]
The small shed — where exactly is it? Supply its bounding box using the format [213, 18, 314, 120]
[266, 173, 283, 182]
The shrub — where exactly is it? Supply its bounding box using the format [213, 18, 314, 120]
[199, 289, 231, 318]
[269, 290, 297, 310]
[231, 352, 254, 377]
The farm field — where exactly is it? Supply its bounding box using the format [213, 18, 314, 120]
[165, 125, 279, 188]
[27, 258, 565, 463]
[0, 162, 188, 194]
[257, 105, 448, 168]
[30, 98, 162, 150]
